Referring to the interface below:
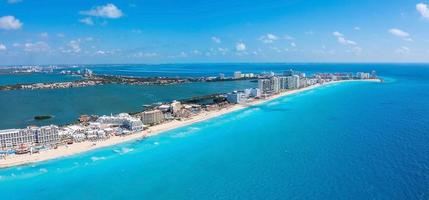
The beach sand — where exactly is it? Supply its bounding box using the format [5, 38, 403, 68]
[0, 79, 380, 168]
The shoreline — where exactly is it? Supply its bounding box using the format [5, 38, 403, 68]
[0, 79, 380, 169]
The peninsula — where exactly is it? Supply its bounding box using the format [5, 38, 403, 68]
[0, 68, 258, 91]
[0, 70, 381, 168]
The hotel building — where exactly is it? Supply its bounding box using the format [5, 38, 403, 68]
[234, 71, 242, 79]
[286, 75, 300, 89]
[226, 91, 246, 104]
[0, 125, 59, 150]
[258, 79, 272, 94]
[34, 125, 59, 147]
[141, 110, 165, 125]
[0, 129, 35, 150]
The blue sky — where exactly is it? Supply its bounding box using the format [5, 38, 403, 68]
[1, 0, 429, 64]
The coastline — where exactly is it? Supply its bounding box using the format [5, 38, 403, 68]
[0, 79, 380, 169]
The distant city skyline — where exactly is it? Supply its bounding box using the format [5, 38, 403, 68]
[1, 0, 429, 64]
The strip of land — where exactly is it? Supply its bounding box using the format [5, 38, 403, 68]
[0, 79, 380, 168]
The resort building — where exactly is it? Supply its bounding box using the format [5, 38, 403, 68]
[141, 110, 165, 125]
[158, 105, 171, 113]
[258, 79, 272, 94]
[97, 113, 130, 125]
[34, 125, 59, 146]
[357, 72, 370, 79]
[234, 71, 242, 79]
[97, 113, 144, 131]
[287, 75, 300, 89]
[123, 118, 144, 131]
[244, 88, 261, 98]
[226, 91, 246, 104]
[270, 77, 280, 94]
[170, 101, 182, 114]
[0, 129, 35, 149]
[0, 125, 59, 150]
[242, 73, 255, 78]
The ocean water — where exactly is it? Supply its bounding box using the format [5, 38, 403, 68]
[0, 64, 428, 199]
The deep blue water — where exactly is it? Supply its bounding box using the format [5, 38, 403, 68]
[0, 64, 428, 199]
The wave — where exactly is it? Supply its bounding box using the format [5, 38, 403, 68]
[171, 127, 201, 138]
[113, 147, 134, 155]
[267, 101, 280, 106]
[39, 168, 48, 173]
[90, 156, 107, 162]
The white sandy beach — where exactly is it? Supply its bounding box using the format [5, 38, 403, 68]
[0, 79, 380, 168]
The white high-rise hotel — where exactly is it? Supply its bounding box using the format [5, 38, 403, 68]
[287, 75, 300, 89]
[258, 73, 303, 95]
[0, 125, 59, 150]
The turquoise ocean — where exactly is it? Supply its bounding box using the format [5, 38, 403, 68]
[0, 64, 428, 199]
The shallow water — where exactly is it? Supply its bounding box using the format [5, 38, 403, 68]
[0, 64, 428, 199]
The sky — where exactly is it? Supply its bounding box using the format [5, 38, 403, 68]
[0, 0, 429, 64]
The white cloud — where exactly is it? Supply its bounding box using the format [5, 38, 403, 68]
[351, 46, 363, 54]
[192, 50, 202, 55]
[270, 46, 282, 53]
[178, 51, 188, 57]
[0, 16, 23, 30]
[235, 42, 246, 51]
[332, 31, 362, 54]
[24, 42, 50, 52]
[80, 3, 123, 19]
[95, 50, 106, 55]
[388, 28, 409, 37]
[259, 33, 279, 43]
[39, 32, 49, 39]
[284, 35, 295, 40]
[333, 31, 357, 45]
[211, 36, 221, 43]
[79, 17, 94, 26]
[290, 42, 296, 47]
[354, 27, 361, 31]
[395, 46, 410, 54]
[305, 30, 314, 35]
[0, 43, 6, 51]
[342, 38, 357, 45]
[217, 47, 229, 55]
[388, 28, 412, 41]
[131, 29, 142, 34]
[68, 40, 81, 53]
[133, 52, 158, 57]
[416, 3, 429, 20]
[333, 31, 344, 37]
[7, 0, 22, 4]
